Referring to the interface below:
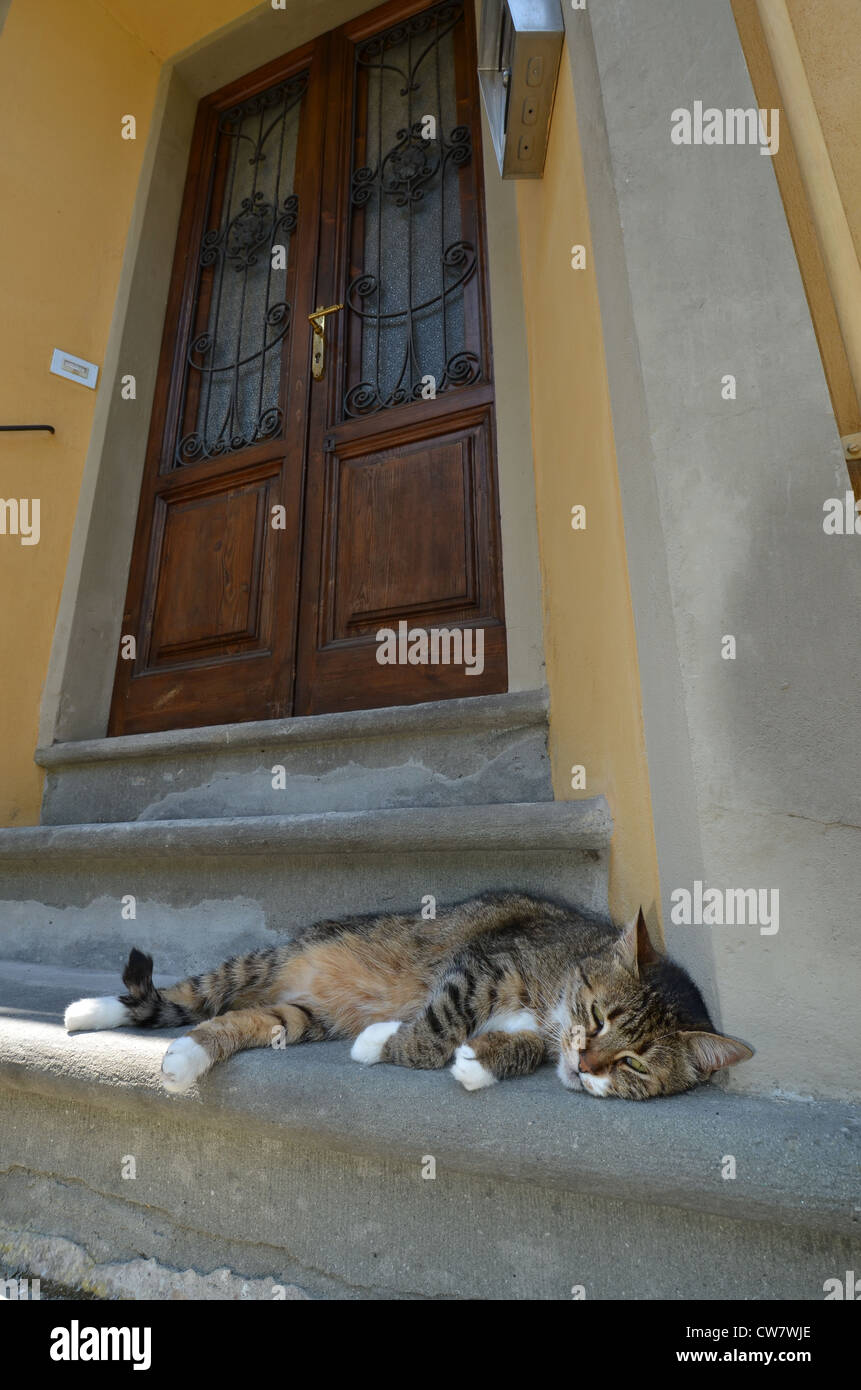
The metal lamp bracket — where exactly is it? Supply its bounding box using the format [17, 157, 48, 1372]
[478, 0, 564, 179]
[841, 431, 861, 463]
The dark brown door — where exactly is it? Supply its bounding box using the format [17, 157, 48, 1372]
[110, 0, 506, 737]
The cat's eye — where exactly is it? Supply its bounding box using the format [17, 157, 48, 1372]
[623, 1056, 647, 1074]
[591, 1003, 605, 1028]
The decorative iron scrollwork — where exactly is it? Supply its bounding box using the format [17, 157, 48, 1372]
[355, 1, 464, 72]
[345, 1, 482, 419]
[174, 73, 307, 467]
[352, 121, 471, 208]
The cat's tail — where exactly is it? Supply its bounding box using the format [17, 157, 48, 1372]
[117, 948, 211, 1028]
[65, 945, 282, 1033]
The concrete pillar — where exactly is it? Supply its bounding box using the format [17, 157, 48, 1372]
[566, 0, 861, 1099]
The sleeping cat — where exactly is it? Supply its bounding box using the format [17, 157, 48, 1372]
[64, 890, 752, 1099]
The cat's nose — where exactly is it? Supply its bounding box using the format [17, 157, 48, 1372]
[578, 1054, 594, 1074]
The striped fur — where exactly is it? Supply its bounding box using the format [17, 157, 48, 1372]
[66, 892, 753, 1098]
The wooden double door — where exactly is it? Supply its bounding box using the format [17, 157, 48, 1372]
[110, 0, 507, 737]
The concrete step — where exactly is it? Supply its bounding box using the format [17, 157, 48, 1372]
[1, 959, 857, 1300]
[0, 799, 611, 975]
[37, 689, 552, 824]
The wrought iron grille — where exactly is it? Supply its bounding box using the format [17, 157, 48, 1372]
[344, 0, 481, 418]
[174, 72, 308, 468]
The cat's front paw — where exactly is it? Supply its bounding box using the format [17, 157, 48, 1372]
[161, 1036, 209, 1093]
[350, 1020, 401, 1065]
[451, 1043, 497, 1091]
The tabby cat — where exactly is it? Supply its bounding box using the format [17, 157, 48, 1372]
[64, 891, 752, 1099]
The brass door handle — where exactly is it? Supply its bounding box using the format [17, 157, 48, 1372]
[308, 303, 343, 380]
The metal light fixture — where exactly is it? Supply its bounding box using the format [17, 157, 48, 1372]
[478, 0, 564, 178]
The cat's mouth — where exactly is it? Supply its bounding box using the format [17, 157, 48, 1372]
[556, 1056, 584, 1091]
[579, 1071, 612, 1098]
[558, 1051, 614, 1096]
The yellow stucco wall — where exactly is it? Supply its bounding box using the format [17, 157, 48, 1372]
[516, 57, 661, 929]
[732, 0, 861, 464]
[14, 0, 851, 930]
[0, 0, 276, 828]
[0, 0, 663, 919]
[0, 0, 162, 824]
[787, 0, 861, 268]
[99, 0, 263, 62]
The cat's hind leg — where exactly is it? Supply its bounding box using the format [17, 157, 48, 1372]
[451, 1030, 546, 1091]
[161, 1003, 325, 1093]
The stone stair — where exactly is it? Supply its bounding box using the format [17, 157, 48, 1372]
[37, 688, 554, 825]
[0, 689, 857, 1299]
[1, 690, 613, 976]
[2, 957, 857, 1301]
[0, 801, 611, 975]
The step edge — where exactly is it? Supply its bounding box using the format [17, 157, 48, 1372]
[0, 1035, 855, 1239]
[36, 689, 551, 769]
[0, 798, 613, 860]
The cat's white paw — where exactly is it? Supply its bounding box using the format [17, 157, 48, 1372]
[161, 1036, 209, 1093]
[65, 997, 130, 1033]
[451, 1043, 497, 1091]
[350, 1020, 401, 1064]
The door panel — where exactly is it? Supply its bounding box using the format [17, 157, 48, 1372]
[115, 455, 302, 734]
[110, 39, 326, 735]
[305, 400, 506, 711]
[147, 471, 280, 664]
[344, 1, 482, 414]
[333, 440, 475, 630]
[174, 73, 307, 467]
[294, 0, 506, 714]
[328, 411, 494, 636]
[110, 0, 506, 736]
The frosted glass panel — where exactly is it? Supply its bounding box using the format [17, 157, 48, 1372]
[345, 1, 480, 417]
[175, 72, 306, 467]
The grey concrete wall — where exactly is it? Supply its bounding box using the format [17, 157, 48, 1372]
[39, 0, 544, 746]
[568, 0, 861, 1100]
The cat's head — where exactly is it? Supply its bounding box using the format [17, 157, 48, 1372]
[556, 910, 753, 1099]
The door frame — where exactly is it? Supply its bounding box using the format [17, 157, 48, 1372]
[38, 0, 546, 750]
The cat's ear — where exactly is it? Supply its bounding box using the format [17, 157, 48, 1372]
[635, 907, 660, 967]
[680, 1031, 754, 1076]
[616, 919, 638, 975]
[618, 907, 659, 976]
